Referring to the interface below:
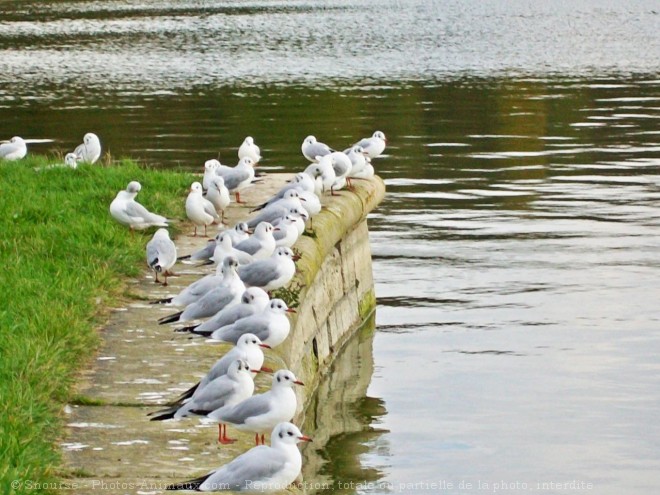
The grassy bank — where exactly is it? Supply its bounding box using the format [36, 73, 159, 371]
[0, 155, 195, 493]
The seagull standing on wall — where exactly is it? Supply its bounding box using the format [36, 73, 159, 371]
[301, 135, 334, 162]
[186, 181, 219, 237]
[146, 228, 177, 286]
[165, 422, 312, 491]
[238, 136, 261, 164]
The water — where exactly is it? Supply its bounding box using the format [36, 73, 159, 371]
[2, 1, 660, 493]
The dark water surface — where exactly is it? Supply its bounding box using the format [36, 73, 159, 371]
[2, 1, 659, 494]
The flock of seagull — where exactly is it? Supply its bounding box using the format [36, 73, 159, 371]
[0, 132, 102, 165]
[105, 131, 387, 491]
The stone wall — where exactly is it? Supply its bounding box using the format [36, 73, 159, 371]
[62, 174, 385, 491]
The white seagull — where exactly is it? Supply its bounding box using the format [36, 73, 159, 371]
[203, 159, 221, 191]
[216, 157, 256, 204]
[109, 181, 169, 231]
[238, 136, 262, 164]
[209, 298, 295, 347]
[209, 370, 303, 445]
[146, 228, 177, 285]
[238, 246, 299, 293]
[206, 176, 230, 223]
[186, 181, 219, 237]
[158, 256, 244, 324]
[353, 130, 387, 159]
[170, 333, 271, 407]
[166, 422, 312, 492]
[0, 136, 27, 161]
[206, 232, 254, 267]
[180, 287, 270, 337]
[149, 359, 255, 427]
[301, 135, 334, 162]
[234, 222, 277, 260]
[73, 132, 101, 164]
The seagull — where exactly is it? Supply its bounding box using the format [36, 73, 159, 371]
[149, 359, 255, 425]
[208, 370, 303, 445]
[146, 228, 177, 286]
[158, 256, 244, 324]
[151, 261, 224, 306]
[316, 154, 338, 195]
[206, 232, 254, 266]
[233, 222, 276, 260]
[301, 135, 334, 162]
[224, 222, 251, 245]
[186, 182, 219, 237]
[165, 422, 312, 491]
[238, 246, 299, 293]
[351, 161, 375, 179]
[73, 132, 101, 164]
[352, 130, 387, 159]
[329, 151, 353, 189]
[170, 334, 270, 407]
[303, 163, 326, 196]
[216, 157, 256, 204]
[64, 153, 78, 169]
[109, 181, 169, 231]
[238, 136, 261, 164]
[206, 176, 230, 223]
[346, 145, 369, 178]
[246, 191, 306, 229]
[252, 172, 316, 212]
[0, 136, 27, 161]
[271, 209, 308, 236]
[180, 287, 270, 336]
[202, 159, 221, 191]
[273, 216, 301, 248]
[209, 298, 295, 348]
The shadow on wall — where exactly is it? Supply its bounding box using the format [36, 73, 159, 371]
[301, 312, 390, 493]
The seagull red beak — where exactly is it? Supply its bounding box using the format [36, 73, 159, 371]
[259, 343, 271, 349]
[298, 435, 313, 442]
[293, 380, 305, 386]
[259, 366, 273, 373]
[273, 227, 280, 231]
[285, 308, 297, 314]
[292, 254, 301, 261]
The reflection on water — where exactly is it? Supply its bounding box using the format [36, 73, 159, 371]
[302, 313, 390, 494]
[2, 1, 660, 493]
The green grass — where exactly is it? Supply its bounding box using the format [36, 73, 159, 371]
[0, 155, 196, 493]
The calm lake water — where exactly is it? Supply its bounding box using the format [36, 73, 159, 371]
[2, 1, 660, 494]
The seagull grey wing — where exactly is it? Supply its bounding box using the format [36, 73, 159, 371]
[192, 378, 238, 411]
[73, 142, 86, 158]
[247, 206, 285, 228]
[234, 237, 261, 256]
[216, 317, 268, 344]
[146, 240, 160, 268]
[190, 241, 216, 261]
[198, 305, 253, 333]
[184, 288, 236, 320]
[223, 168, 250, 191]
[272, 228, 288, 242]
[218, 394, 272, 424]
[126, 200, 167, 225]
[202, 447, 286, 491]
[238, 262, 279, 288]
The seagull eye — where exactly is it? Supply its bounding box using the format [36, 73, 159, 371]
[285, 375, 289, 380]
[279, 432, 284, 438]
[287, 431, 294, 436]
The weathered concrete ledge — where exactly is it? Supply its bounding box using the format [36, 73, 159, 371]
[62, 173, 384, 492]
